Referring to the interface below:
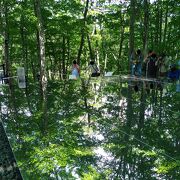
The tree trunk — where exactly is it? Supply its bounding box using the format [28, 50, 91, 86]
[129, 0, 136, 59]
[87, 34, 94, 60]
[127, 0, 136, 127]
[163, 2, 169, 49]
[66, 37, 70, 73]
[139, 83, 146, 134]
[34, 0, 48, 134]
[81, 79, 90, 126]
[159, 1, 163, 45]
[1, 0, 10, 77]
[154, 2, 159, 50]
[77, 0, 89, 65]
[143, 0, 149, 56]
[118, 11, 125, 72]
[0, 121, 23, 179]
[158, 89, 163, 126]
[20, 1, 28, 71]
[62, 36, 66, 79]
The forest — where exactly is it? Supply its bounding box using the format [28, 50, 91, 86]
[0, 0, 180, 179]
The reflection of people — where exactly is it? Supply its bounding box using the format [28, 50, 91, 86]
[72, 60, 80, 78]
[88, 60, 100, 77]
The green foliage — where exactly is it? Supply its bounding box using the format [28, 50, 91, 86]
[82, 166, 101, 180]
[0, 0, 180, 179]
[156, 161, 180, 174]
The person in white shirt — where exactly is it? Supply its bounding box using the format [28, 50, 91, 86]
[88, 60, 100, 77]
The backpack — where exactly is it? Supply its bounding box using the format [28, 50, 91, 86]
[91, 64, 100, 77]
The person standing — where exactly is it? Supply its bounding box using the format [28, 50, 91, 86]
[88, 60, 100, 77]
[145, 51, 158, 78]
[130, 50, 136, 76]
[130, 49, 143, 76]
[72, 60, 80, 78]
[135, 49, 143, 77]
[157, 53, 169, 78]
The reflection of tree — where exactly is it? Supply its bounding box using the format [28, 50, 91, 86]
[1, 78, 179, 179]
[94, 79, 179, 179]
[0, 121, 23, 179]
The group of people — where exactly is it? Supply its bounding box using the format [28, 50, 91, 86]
[71, 51, 180, 82]
[71, 60, 100, 78]
[131, 49, 180, 81]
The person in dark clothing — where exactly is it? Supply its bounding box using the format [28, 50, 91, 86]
[146, 52, 158, 78]
[142, 50, 153, 76]
[143, 51, 157, 93]
[168, 65, 180, 81]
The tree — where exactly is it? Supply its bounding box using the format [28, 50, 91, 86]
[143, 0, 149, 55]
[77, 0, 90, 65]
[34, 0, 48, 134]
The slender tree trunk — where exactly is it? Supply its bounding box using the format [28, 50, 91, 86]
[1, 0, 10, 77]
[166, 27, 171, 54]
[77, 0, 89, 65]
[66, 37, 70, 73]
[118, 31, 124, 72]
[159, 1, 163, 46]
[122, 2, 137, 176]
[118, 29, 124, 61]
[158, 89, 163, 126]
[129, 0, 136, 59]
[139, 84, 146, 134]
[154, 2, 159, 49]
[62, 36, 66, 79]
[163, 2, 169, 49]
[87, 34, 94, 60]
[34, 0, 48, 134]
[143, 0, 149, 56]
[127, 0, 136, 127]
[81, 80, 90, 126]
[46, 34, 58, 79]
[117, 10, 125, 72]
[20, 1, 27, 67]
